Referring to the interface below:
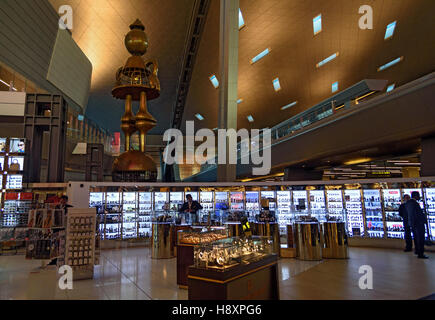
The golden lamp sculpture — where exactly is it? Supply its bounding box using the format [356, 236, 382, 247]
[112, 19, 160, 182]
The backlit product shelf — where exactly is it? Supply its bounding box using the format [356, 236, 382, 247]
[425, 188, 435, 236]
[382, 189, 403, 239]
[292, 190, 308, 219]
[276, 191, 291, 237]
[138, 192, 152, 238]
[260, 191, 276, 210]
[230, 192, 244, 211]
[309, 190, 326, 222]
[344, 190, 364, 237]
[363, 189, 384, 238]
[326, 190, 345, 220]
[245, 191, 260, 213]
[200, 191, 214, 212]
[170, 192, 184, 211]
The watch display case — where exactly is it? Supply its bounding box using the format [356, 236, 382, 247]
[215, 192, 229, 211]
[425, 188, 435, 236]
[260, 191, 276, 210]
[152, 210, 177, 223]
[177, 227, 227, 245]
[382, 189, 403, 239]
[104, 192, 121, 240]
[200, 191, 214, 212]
[292, 190, 308, 220]
[89, 192, 104, 239]
[170, 192, 184, 211]
[276, 191, 291, 238]
[363, 189, 384, 238]
[309, 190, 327, 222]
[138, 192, 152, 238]
[326, 190, 345, 220]
[230, 192, 244, 211]
[193, 236, 273, 271]
[154, 192, 168, 211]
[245, 191, 259, 213]
[122, 192, 137, 239]
[344, 189, 364, 237]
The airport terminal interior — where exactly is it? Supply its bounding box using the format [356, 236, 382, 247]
[0, 0, 434, 301]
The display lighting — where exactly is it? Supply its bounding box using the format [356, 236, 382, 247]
[239, 9, 245, 29]
[250, 48, 270, 64]
[272, 78, 282, 92]
[384, 21, 397, 40]
[195, 114, 204, 121]
[386, 84, 396, 92]
[313, 14, 322, 35]
[0, 79, 17, 91]
[247, 115, 254, 122]
[316, 52, 339, 68]
[281, 101, 298, 111]
[344, 158, 372, 165]
[209, 75, 219, 88]
[377, 57, 403, 72]
[332, 82, 339, 93]
[237, 99, 243, 104]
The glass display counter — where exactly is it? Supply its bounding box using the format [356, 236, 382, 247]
[188, 236, 279, 300]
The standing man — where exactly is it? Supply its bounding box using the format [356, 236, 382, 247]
[406, 191, 429, 259]
[179, 194, 203, 224]
[399, 194, 412, 252]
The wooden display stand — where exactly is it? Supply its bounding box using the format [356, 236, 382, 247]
[188, 254, 279, 300]
[176, 244, 194, 288]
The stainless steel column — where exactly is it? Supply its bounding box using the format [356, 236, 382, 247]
[151, 222, 174, 259]
[321, 222, 349, 259]
[294, 222, 322, 261]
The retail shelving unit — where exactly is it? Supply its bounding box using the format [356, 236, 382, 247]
[122, 192, 137, 239]
[344, 189, 365, 237]
[326, 189, 345, 220]
[363, 189, 384, 238]
[138, 192, 153, 238]
[199, 191, 214, 212]
[309, 190, 327, 222]
[382, 189, 403, 239]
[425, 188, 435, 236]
[230, 192, 244, 211]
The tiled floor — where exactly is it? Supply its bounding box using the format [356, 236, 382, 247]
[0, 247, 433, 300]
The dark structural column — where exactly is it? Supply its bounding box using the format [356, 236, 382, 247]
[284, 167, 323, 181]
[421, 136, 435, 177]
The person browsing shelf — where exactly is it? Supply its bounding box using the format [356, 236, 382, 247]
[179, 194, 202, 224]
[406, 191, 429, 259]
[399, 194, 412, 252]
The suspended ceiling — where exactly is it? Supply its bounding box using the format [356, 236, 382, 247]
[48, 0, 435, 135]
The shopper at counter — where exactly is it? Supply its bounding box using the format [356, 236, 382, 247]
[399, 194, 412, 252]
[406, 192, 429, 259]
[179, 194, 202, 224]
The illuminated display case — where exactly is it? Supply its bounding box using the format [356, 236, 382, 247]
[309, 190, 327, 222]
[276, 190, 291, 237]
[154, 192, 168, 211]
[170, 192, 184, 211]
[2, 192, 33, 228]
[193, 236, 273, 271]
[326, 190, 345, 220]
[89, 192, 104, 238]
[230, 192, 244, 211]
[363, 189, 384, 238]
[292, 190, 308, 220]
[245, 191, 260, 213]
[344, 190, 364, 237]
[122, 192, 137, 239]
[200, 191, 214, 212]
[403, 188, 424, 209]
[260, 191, 276, 210]
[382, 189, 403, 239]
[138, 192, 152, 238]
[214, 191, 229, 211]
[177, 227, 227, 245]
[425, 188, 435, 236]
[104, 192, 121, 240]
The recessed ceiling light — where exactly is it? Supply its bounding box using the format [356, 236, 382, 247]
[272, 78, 281, 92]
[377, 57, 403, 72]
[238, 9, 245, 29]
[281, 101, 298, 110]
[209, 75, 219, 88]
[386, 84, 395, 92]
[247, 115, 254, 122]
[250, 48, 270, 64]
[384, 21, 397, 40]
[237, 99, 243, 104]
[332, 82, 339, 93]
[316, 52, 339, 68]
[195, 113, 204, 121]
[313, 14, 322, 35]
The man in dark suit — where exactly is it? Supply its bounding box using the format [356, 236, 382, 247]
[406, 191, 429, 259]
[179, 194, 203, 224]
[399, 194, 412, 252]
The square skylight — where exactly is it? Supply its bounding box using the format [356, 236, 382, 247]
[377, 57, 403, 72]
[239, 9, 245, 29]
[247, 115, 254, 122]
[313, 14, 322, 35]
[332, 82, 339, 93]
[281, 101, 298, 110]
[195, 113, 204, 121]
[384, 21, 397, 40]
[316, 52, 339, 68]
[386, 84, 395, 92]
[251, 48, 270, 64]
[272, 78, 281, 92]
[209, 75, 219, 88]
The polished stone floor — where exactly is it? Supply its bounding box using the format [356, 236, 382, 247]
[0, 247, 433, 300]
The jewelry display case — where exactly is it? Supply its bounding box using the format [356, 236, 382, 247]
[177, 227, 227, 245]
[194, 236, 273, 271]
